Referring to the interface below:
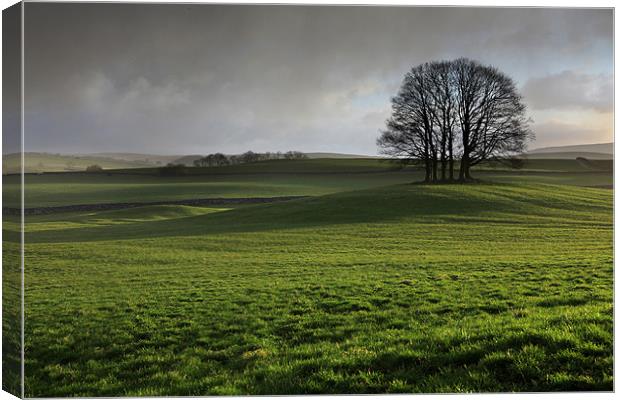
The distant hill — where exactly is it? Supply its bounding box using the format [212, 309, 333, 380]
[575, 157, 613, 171]
[91, 152, 376, 166]
[88, 153, 181, 165]
[528, 142, 613, 156]
[170, 153, 377, 166]
[305, 152, 378, 159]
[2, 152, 156, 174]
[2, 151, 380, 173]
[171, 155, 204, 166]
[524, 151, 613, 160]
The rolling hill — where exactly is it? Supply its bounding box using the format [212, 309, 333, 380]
[10, 182, 613, 395]
[527, 142, 613, 158]
[305, 152, 378, 159]
[4, 143, 612, 174]
[88, 152, 182, 165]
[523, 151, 613, 160]
[2, 152, 157, 174]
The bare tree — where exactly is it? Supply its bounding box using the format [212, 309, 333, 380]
[194, 151, 307, 167]
[452, 58, 531, 181]
[378, 58, 532, 183]
[426, 61, 457, 181]
[284, 151, 307, 160]
[241, 151, 259, 163]
[212, 153, 229, 166]
[378, 63, 437, 182]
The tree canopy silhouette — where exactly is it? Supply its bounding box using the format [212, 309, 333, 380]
[378, 58, 532, 182]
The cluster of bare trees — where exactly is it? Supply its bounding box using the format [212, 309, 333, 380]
[194, 153, 229, 167]
[378, 58, 532, 182]
[193, 151, 307, 167]
[85, 164, 103, 172]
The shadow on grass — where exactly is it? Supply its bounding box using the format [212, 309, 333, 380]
[18, 182, 611, 244]
[26, 314, 612, 396]
[242, 329, 612, 394]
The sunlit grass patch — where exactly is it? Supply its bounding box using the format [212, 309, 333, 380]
[18, 182, 612, 395]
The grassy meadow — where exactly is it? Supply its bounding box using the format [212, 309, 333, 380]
[2, 158, 613, 395]
[1, 158, 612, 208]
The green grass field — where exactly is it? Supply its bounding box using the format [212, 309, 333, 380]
[2, 158, 613, 395]
[2, 158, 613, 208]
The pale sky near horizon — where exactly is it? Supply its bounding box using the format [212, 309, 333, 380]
[10, 4, 615, 155]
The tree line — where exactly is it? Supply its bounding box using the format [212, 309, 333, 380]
[378, 58, 532, 183]
[193, 151, 307, 167]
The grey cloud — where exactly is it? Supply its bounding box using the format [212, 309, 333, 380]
[522, 71, 613, 112]
[21, 4, 613, 155]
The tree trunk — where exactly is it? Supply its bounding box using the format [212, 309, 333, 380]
[448, 131, 454, 181]
[458, 154, 468, 182]
[440, 146, 447, 181]
[424, 158, 432, 182]
[458, 155, 474, 182]
[459, 126, 470, 182]
[465, 164, 473, 180]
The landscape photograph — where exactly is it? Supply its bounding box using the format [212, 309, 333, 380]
[1, 3, 614, 397]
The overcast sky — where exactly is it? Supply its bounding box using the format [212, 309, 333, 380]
[20, 4, 613, 155]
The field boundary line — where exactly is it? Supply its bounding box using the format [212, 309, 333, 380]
[3, 195, 309, 216]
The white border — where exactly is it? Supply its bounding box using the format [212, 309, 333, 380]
[0, 1, 616, 400]
[19, 1, 24, 398]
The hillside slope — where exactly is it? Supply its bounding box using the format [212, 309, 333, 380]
[524, 151, 612, 160]
[18, 182, 613, 395]
[23, 182, 612, 242]
[2, 152, 155, 174]
[528, 142, 612, 156]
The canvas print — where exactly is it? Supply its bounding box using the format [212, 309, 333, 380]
[1, 2, 614, 397]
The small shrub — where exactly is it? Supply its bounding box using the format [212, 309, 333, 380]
[85, 164, 103, 172]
